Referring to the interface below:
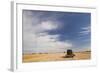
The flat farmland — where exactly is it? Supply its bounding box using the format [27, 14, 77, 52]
[22, 51, 91, 63]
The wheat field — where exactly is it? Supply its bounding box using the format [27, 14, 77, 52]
[22, 51, 91, 63]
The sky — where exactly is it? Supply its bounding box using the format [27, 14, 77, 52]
[22, 10, 91, 54]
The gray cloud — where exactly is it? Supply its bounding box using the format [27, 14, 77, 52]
[22, 10, 72, 54]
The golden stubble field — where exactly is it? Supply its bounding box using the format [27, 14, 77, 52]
[22, 51, 91, 63]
